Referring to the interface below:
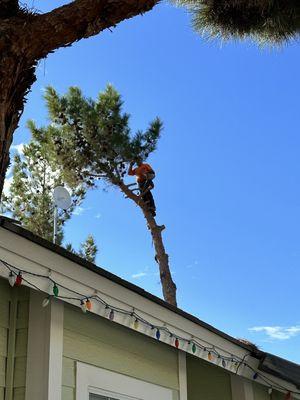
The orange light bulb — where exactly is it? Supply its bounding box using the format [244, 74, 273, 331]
[86, 299, 92, 311]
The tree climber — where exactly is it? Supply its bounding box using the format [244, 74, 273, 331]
[128, 158, 156, 217]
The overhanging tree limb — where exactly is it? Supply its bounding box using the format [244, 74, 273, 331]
[24, 0, 160, 60]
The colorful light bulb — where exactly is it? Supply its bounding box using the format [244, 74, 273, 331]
[86, 299, 92, 311]
[268, 388, 273, 395]
[15, 272, 22, 287]
[134, 319, 139, 330]
[191, 343, 197, 354]
[208, 352, 213, 361]
[8, 272, 15, 287]
[156, 329, 160, 340]
[175, 338, 180, 348]
[42, 296, 50, 308]
[222, 359, 227, 368]
[109, 309, 114, 321]
[53, 283, 59, 297]
[253, 373, 258, 380]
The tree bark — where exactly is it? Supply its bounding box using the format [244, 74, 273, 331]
[0, 0, 160, 198]
[0, 0, 19, 18]
[0, 54, 37, 196]
[118, 181, 177, 306]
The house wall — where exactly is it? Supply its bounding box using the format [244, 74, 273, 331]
[0, 224, 297, 400]
[62, 303, 180, 400]
[186, 354, 232, 400]
[0, 278, 29, 400]
[187, 355, 287, 400]
[0, 278, 9, 400]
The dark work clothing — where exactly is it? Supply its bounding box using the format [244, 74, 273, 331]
[138, 180, 156, 215]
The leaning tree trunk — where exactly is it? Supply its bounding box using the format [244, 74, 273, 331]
[0, 0, 160, 199]
[118, 181, 177, 306]
[0, 51, 37, 195]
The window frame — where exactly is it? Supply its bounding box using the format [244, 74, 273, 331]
[76, 362, 174, 400]
[89, 386, 139, 400]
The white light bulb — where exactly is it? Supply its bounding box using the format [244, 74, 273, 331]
[81, 301, 87, 313]
[8, 272, 15, 287]
[42, 297, 50, 308]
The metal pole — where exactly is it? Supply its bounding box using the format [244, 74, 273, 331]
[53, 205, 58, 244]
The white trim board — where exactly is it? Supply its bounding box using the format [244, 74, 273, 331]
[178, 352, 187, 400]
[47, 297, 64, 400]
[76, 362, 173, 400]
[25, 292, 64, 400]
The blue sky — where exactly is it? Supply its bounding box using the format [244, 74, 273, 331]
[7, 1, 300, 362]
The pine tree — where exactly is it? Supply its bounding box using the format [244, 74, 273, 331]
[65, 234, 98, 263]
[79, 234, 98, 263]
[32, 84, 177, 306]
[2, 121, 86, 244]
[0, 1, 298, 199]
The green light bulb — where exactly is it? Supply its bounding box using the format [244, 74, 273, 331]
[53, 283, 59, 297]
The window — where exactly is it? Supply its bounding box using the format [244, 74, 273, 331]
[77, 362, 173, 400]
[89, 390, 137, 400]
[90, 395, 118, 400]
[89, 391, 136, 400]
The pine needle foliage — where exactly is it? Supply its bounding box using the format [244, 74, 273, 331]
[2, 123, 86, 244]
[41, 84, 162, 189]
[174, 0, 300, 44]
[79, 234, 98, 263]
[33, 84, 177, 305]
[65, 234, 98, 263]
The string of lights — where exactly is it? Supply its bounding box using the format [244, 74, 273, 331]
[0, 258, 298, 399]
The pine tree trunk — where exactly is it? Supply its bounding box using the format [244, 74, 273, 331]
[118, 181, 177, 306]
[0, 0, 160, 199]
[0, 54, 37, 196]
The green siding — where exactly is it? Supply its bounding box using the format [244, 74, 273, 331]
[62, 386, 75, 400]
[253, 383, 285, 400]
[187, 354, 232, 400]
[62, 304, 179, 400]
[0, 278, 29, 400]
[0, 278, 10, 397]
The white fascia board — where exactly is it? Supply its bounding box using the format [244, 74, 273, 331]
[0, 227, 299, 399]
